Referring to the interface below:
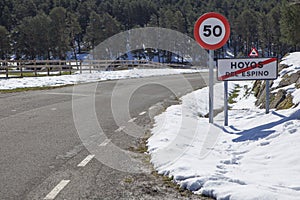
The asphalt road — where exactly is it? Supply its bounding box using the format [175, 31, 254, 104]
[0, 73, 213, 200]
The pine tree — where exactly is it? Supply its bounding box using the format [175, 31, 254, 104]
[0, 25, 10, 59]
[13, 0, 38, 21]
[49, 7, 70, 59]
[85, 11, 104, 50]
[236, 9, 259, 56]
[13, 13, 51, 59]
[101, 13, 121, 39]
[280, 2, 300, 51]
[0, 2, 14, 31]
[66, 12, 81, 59]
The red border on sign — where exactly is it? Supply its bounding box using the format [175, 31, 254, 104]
[194, 12, 230, 50]
[248, 47, 259, 57]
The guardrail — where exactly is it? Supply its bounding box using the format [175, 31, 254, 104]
[0, 60, 193, 78]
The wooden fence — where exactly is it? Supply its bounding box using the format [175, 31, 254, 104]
[0, 59, 194, 78]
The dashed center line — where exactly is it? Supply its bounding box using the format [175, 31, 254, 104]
[114, 126, 125, 132]
[77, 154, 95, 167]
[99, 139, 111, 147]
[128, 117, 137, 123]
[44, 180, 70, 200]
[139, 111, 146, 116]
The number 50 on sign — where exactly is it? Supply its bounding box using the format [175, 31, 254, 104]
[194, 12, 230, 50]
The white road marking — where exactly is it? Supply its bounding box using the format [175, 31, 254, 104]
[99, 139, 111, 147]
[51, 108, 57, 111]
[11, 110, 16, 112]
[139, 111, 146, 116]
[44, 92, 89, 97]
[89, 134, 99, 138]
[44, 180, 70, 200]
[77, 154, 95, 167]
[114, 126, 125, 132]
[128, 117, 137, 123]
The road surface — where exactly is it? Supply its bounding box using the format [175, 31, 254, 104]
[0, 73, 213, 200]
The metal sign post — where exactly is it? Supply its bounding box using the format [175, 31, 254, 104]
[266, 80, 270, 114]
[209, 50, 214, 123]
[224, 81, 228, 126]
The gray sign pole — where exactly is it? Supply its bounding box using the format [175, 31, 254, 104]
[224, 81, 228, 126]
[194, 13, 230, 124]
[266, 80, 270, 114]
[209, 50, 214, 123]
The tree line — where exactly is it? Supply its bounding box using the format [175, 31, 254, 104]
[0, 0, 299, 60]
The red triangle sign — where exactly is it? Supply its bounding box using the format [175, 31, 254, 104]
[249, 47, 259, 57]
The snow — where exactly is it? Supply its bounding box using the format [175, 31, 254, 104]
[0, 68, 206, 90]
[280, 52, 300, 73]
[272, 52, 300, 88]
[272, 52, 300, 105]
[292, 89, 300, 105]
[148, 53, 300, 199]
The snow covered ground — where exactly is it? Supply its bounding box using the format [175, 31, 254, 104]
[273, 52, 300, 104]
[0, 68, 206, 90]
[148, 52, 300, 200]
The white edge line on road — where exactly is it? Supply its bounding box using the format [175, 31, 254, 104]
[77, 154, 95, 167]
[114, 126, 125, 132]
[44, 180, 70, 200]
[128, 117, 137, 123]
[99, 139, 111, 147]
[44, 92, 90, 97]
[139, 111, 146, 116]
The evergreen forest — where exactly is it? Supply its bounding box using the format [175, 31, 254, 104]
[0, 0, 299, 60]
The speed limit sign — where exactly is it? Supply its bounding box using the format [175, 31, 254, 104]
[194, 12, 230, 50]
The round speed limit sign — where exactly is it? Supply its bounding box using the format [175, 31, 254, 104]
[194, 12, 230, 50]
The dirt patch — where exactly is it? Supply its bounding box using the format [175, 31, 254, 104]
[125, 98, 214, 200]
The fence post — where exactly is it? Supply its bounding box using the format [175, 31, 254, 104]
[34, 60, 37, 76]
[47, 62, 50, 76]
[20, 61, 23, 77]
[80, 60, 82, 74]
[69, 61, 72, 75]
[6, 62, 8, 78]
[59, 60, 62, 75]
[89, 61, 91, 73]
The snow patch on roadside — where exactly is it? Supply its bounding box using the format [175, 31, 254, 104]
[0, 68, 207, 90]
[148, 53, 300, 199]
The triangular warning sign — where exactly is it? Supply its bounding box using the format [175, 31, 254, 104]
[249, 47, 259, 57]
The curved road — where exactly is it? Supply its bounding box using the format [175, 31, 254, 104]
[0, 73, 212, 200]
